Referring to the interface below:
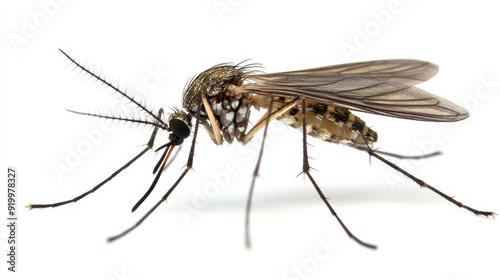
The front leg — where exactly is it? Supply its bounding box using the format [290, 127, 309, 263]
[201, 93, 223, 145]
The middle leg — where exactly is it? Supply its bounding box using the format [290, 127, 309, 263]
[300, 99, 377, 249]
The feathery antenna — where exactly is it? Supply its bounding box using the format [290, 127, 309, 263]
[58, 48, 168, 130]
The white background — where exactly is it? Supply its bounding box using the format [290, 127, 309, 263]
[1, 1, 499, 280]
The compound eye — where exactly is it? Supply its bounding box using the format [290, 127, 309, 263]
[169, 119, 190, 139]
[168, 111, 192, 139]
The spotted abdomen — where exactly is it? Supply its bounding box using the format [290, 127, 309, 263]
[253, 96, 378, 146]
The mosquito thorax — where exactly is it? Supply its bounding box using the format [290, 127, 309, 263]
[182, 65, 252, 144]
[183, 66, 245, 112]
[168, 110, 192, 145]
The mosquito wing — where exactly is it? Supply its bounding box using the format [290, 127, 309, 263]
[242, 60, 468, 122]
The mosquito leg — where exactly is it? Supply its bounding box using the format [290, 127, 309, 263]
[131, 144, 174, 212]
[244, 96, 276, 248]
[201, 93, 223, 145]
[26, 109, 165, 210]
[301, 99, 377, 249]
[243, 96, 302, 247]
[107, 102, 203, 242]
[242, 96, 302, 144]
[354, 146, 441, 160]
[362, 138, 496, 217]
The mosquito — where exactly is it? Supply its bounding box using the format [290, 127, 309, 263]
[27, 49, 495, 249]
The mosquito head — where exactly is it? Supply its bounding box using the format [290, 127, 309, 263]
[167, 110, 192, 145]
